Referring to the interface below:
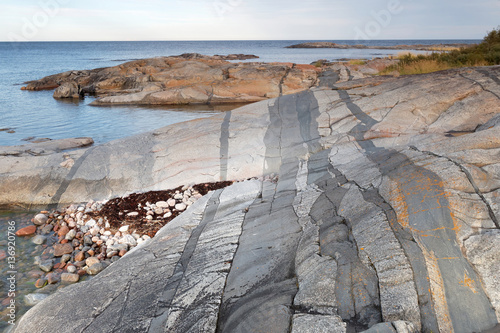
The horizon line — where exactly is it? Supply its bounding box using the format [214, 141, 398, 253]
[0, 38, 483, 43]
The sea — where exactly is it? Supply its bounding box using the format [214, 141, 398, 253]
[0, 39, 480, 146]
[0, 39, 480, 330]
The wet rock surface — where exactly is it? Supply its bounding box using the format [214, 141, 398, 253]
[8, 65, 500, 332]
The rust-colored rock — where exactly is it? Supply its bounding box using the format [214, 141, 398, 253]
[15, 225, 37, 237]
[53, 243, 73, 257]
[57, 225, 70, 237]
[74, 251, 85, 262]
[22, 54, 323, 106]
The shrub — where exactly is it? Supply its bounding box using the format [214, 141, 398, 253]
[381, 26, 500, 75]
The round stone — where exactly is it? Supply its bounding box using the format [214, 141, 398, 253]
[155, 201, 169, 208]
[33, 214, 48, 225]
[175, 203, 187, 211]
[66, 265, 77, 274]
[119, 225, 129, 232]
[87, 262, 104, 275]
[65, 229, 76, 241]
[61, 273, 79, 283]
[85, 257, 100, 267]
[31, 235, 47, 245]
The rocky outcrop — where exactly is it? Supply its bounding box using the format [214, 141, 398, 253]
[286, 42, 474, 50]
[9, 65, 500, 332]
[0, 137, 93, 157]
[21, 54, 321, 105]
[53, 81, 81, 99]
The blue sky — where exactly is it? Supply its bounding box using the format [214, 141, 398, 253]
[1, 0, 499, 41]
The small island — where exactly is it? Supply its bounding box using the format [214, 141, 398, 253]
[285, 41, 474, 51]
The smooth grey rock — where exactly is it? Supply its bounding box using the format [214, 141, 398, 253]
[87, 263, 104, 275]
[31, 235, 47, 245]
[33, 214, 48, 225]
[38, 260, 54, 273]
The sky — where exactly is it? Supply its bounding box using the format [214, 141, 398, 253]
[1, 0, 499, 41]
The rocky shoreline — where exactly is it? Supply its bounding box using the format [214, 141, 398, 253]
[7, 181, 234, 310]
[5, 62, 500, 332]
[285, 42, 474, 50]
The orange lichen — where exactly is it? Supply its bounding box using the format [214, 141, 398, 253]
[459, 272, 478, 294]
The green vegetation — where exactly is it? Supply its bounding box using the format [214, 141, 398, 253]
[382, 27, 500, 75]
[348, 59, 367, 66]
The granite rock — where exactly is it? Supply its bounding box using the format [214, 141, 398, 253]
[11, 65, 500, 332]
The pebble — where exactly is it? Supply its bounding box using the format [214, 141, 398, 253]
[87, 263, 104, 275]
[24, 293, 48, 306]
[27, 270, 45, 279]
[31, 235, 47, 245]
[167, 198, 177, 207]
[66, 265, 77, 274]
[35, 278, 48, 288]
[61, 254, 71, 263]
[85, 219, 97, 228]
[53, 243, 73, 257]
[119, 225, 129, 232]
[107, 251, 118, 258]
[126, 212, 139, 217]
[119, 235, 137, 247]
[15, 225, 37, 237]
[57, 225, 70, 237]
[46, 273, 60, 285]
[163, 212, 173, 218]
[155, 201, 169, 208]
[85, 257, 100, 267]
[33, 213, 48, 225]
[75, 251, 85, 262]
[175, 203, 187, 211]
[118, 249, 127, 257]
[65, 229, 76, 240]
[61, 273, 79, 283]
[41, 224, 54, 234]
[146, 215, 153, 220]
[39, 260, 54, 273]
[154, 207, 164, 215]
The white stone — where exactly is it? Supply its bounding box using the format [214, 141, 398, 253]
[175, 203, 187, 211]
[119, 225, 130, 233]
[156, 201, 169, 208]
[85, 219, 97, 227]
[65, 229, 76, 241]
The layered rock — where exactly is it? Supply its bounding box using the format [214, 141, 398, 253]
[9, 65, 500, 332]
[22, 54, 321, 105]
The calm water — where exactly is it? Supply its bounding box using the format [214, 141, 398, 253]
[0, 40, 479, 146]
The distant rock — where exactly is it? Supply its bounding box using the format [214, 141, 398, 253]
[286, 42, 474, 50]
[53, 81, 80, 99]
[22, 54, 321, 106]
